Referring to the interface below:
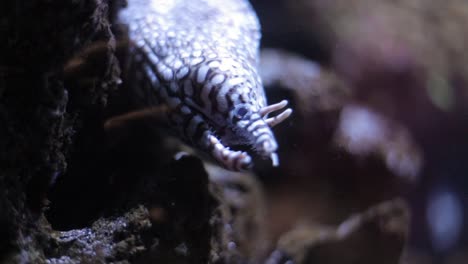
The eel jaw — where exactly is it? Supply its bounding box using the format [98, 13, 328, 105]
[207, 133, 253, 171]
[206, 100, 292, 171]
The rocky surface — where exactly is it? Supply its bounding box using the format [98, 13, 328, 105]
[268, 199, 409, 264]
[1, 0, 119, 262]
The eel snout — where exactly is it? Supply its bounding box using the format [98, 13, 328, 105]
[217, 99, 292, 170]
[255, 100, 292, 166]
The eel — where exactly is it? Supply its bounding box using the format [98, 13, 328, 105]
[118, 0, 292, 171]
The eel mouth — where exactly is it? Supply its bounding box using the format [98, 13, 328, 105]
[207, 133, 253, 171]
[208, 100, 292, 170]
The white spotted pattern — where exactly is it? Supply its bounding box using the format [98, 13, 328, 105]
[119, 0, 291, 171]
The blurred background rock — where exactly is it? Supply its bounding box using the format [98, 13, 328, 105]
[251, 0, 468, 263]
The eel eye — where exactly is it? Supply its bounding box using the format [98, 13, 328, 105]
[235, 106, 249, 119]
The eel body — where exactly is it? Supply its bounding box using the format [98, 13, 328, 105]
[118, 0, 291, 171]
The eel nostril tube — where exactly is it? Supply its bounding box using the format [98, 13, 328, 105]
[265, 108, 293, 128]
[259, 100, 292, 128]
[259, 100, 288, 116]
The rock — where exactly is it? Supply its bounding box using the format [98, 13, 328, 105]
[0, 0, 119, 262]
[268, 198, 409, 264]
